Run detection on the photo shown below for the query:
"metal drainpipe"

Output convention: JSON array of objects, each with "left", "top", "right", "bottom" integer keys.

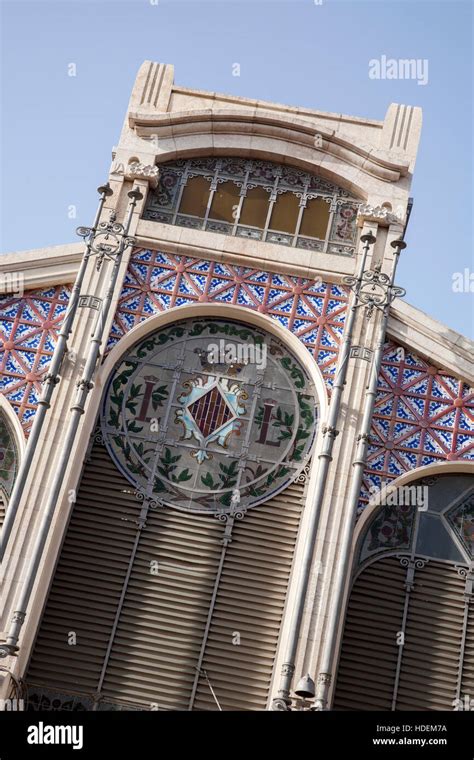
[
  {"left": 187, "top": 515, "right": 235, "bottom": 711},
  {"left": 313, "top": 238, "right": 407, "bottom": 710},
  {"left": 0, "top": 184, "right": 113, "bottom": 563},
  {"left": 0, "top": 187, "right": 143, "bottom": 658},
  {"left": 270, "top": 230, "right": 377, "bottom": 710}
]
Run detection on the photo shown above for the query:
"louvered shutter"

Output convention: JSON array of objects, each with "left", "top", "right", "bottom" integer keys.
[
  {"left": 460, "top": 593, "right": 474, "bottom": 701},
  {"left": 333, "top": 557, "right": 406, "bottom": 710},
  {"left": 26, "top": 445, "right": 143, "bottom": 696},
  {"left": 193, "top": 481, "right": 303, "bottom": 711},
  {"left": 396, "top": 561, "right": 464, "bottom": 711},
  {"left": 26, "top": 440, "right": 306, "bottom": 710},
  {"left": 334, "top": 556, "right": 470, "bottom": 711}
]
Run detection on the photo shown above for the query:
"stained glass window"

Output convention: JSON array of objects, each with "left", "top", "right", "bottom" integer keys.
[
  {"left": 447, "top": 493, "right": 474, "bottom": 560},
  {"left": 101, "top": 318, "right": 318, "bottom": 514},
  {"left": 0, "top": 413, "right": 18, "bottom": 498},
  {"left": 143, "top": 157, "right": 361, "bottom": 256},
  {"left": 359, "top": 475, "right": 474, "bottom": 565}
]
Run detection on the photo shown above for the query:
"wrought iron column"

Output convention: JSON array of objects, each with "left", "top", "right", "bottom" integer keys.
[
  {"left": 0, "top": 187, "right": 143, "bottom": 658},
  {"left": 0, "top": 184, "right": 113, "bottom": 562},
  {"left": 271, "top": 231, "right": 377, "bottom": 710},
  {"left": 314, "top": 238, "right": 407, "bottom": 710},
  {"left": 187, "top": 507, "right": 244, "bottom": 711}
]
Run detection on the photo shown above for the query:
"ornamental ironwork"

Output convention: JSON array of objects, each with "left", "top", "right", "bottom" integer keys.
[
  {"left": 143, "top": 157, "right": 361, "bottom": 256},
  {"left": 343, "top": 264, "right": 406, "bottom": 319},
  {"left": 101, "top": 318, "right": 318, "bottom": 514}
]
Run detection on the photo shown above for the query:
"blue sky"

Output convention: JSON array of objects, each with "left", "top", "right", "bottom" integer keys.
[{"left": 1, "top": 0, "right": 472, "bottom": 337}]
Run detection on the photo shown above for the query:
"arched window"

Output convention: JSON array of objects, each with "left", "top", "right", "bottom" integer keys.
[
  {"left": 143, "top": 157, "right": 361, "bottom": 256},
  {"left": 26, "top": 317, "right": 319, "bottom": 711},
  {"left": 0, "top": 413, "right": 19, "bottom": 526},
  {"left": 333, "top": 474, "right": 474, "bottom": 711},
  {"left": 101, "top": 317, "right": 318, "bottom": 513}
]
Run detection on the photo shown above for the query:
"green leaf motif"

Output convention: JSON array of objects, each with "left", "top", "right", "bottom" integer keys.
[
  {"left": 280, "top": 356, "right": 305, "bottom": 389},
  {"left": 127, "top": 420, "right": 144, "bottom": 434},
  {"left": 201, "top": 472, "right": 218, "bottom": 489},
  {"left": 151, "top": 385, "right": 168, "bottom": 410},
  {"left": 176, "top": 468, "right": 192, "bottom": 483}
]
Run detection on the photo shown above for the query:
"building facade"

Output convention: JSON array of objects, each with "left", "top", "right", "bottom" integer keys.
[{"left": 0, "top": 61, "right": 473, "bottom": 711}]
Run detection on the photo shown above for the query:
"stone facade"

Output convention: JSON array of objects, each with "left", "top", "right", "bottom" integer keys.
[{"left": 0, "top": 61, "right": 472, "bottom": 709}]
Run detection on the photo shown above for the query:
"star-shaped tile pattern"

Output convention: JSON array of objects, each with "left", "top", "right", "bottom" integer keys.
[
  {"left": 0, "top": 286, "right": 70, "bottom": 433},
  {"left": 0, "top": 255, "right": 471, "bottom": 520},
  {"left": 360, "top": 342, "right": 474, "bottom": 512},
  {"left": 108, "top": 248, "right": 348, "bottom": 389}
]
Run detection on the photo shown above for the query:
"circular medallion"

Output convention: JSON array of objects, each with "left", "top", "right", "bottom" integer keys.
[{"left": 101, "top": 318, "right": 318, "bottom": 514}]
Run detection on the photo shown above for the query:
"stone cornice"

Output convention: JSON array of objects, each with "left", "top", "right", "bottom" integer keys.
[
  {"left": 170, "top": 86, "right": 384, "bottom": 129},
  {"left": 0, "top": 243, "right": 83, "bottom": 289},
  {"left": 129, "top": 108, "right": 410, "bottom": 183},
  {"left": 388, "top": 301, "right": 474, "bottom": 385}
]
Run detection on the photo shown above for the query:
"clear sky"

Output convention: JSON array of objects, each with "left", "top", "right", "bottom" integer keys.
[{"left": 1, "top": 0, "right": 473, "bottom": 338}]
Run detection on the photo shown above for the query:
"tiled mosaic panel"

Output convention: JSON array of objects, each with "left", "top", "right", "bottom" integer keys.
[
  {"left": 0, "top": 258, "right": 471, "bottom": 515},
  {"left": 0, "top": 286, "right": 70, "bottom": 433},
  {"left": 108, "top": 248, "right": 348, "bottom": 389},
  {"left": 359, "top": 343, "right": 474, "bottom": 513}
]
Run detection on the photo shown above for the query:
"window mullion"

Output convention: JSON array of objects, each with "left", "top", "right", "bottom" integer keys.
[
  {"left": 172, "top": 165, "right": 190, "bottom": 224},
  {"left": 232, "top": 181, "right": 248, "bottom": 236},
  {"left": 202, "top": 161, "right": 222, "bottom": 229},
  {"left": 262, "top": 172, "right": 280, "bottom": 241},
  {"left": 231, "top": 161, "right": 251, "bottom": 236},
  {"left": 323, "top": 192, "right": 338, "bottom": 253},
  {"left": 293, "top": 176, "right": 310, "bottom": 247}
]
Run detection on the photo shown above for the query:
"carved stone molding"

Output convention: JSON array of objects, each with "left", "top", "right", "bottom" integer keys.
[
  {"left": 126, "top": 162, "right": 159, "bottom": 188},
  {"left": 357, "top": 203, "right": 405, "bottom": 227},
  {"left": 317, "top": 672, "right": 332, "bottom": 686},
  {"left": 111, "top": 161, "right": 159, "bottom": 188},
  {"left": 129, "top": 109, "right": 411, "bottom": 183},
  {"left": 271, "top": 698, "right": 291, "bottom": 711}
]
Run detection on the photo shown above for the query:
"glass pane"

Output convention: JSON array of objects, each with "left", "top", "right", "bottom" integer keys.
[
  {"left": 208, "top": 180, "right": 240, "bottom": 223},
  {"left": 359, "top": 503, "right": 415, "bottom": 563},
  {"left": 269, "top": 192, "right": 300, "bottom": 234},
  {"left": 427, "top": 475, "right": 474, "bottom": 513},
  {"left": 156, "top": 169, "right": 182, "bottom": 210},
  {"left": 446, "top": 492, "right": 474, "bottom": 559},
  {"left": 300, "top": 197, "right": 330, "bottom": 239},
  {"left": 330, "top": 202, "right": 358, "bottom": 243},
  {"left": 416, "top": 513, "right": 465, "bottom": 563},
  {"left": 0, "top": 414, "right": 18, "bottom": 497},
  {"left": 239, "top": 186, "right": 270, "bottom": 228},
  {"left": 178, "top": 175, "right": 211, "bottom": 218}
]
